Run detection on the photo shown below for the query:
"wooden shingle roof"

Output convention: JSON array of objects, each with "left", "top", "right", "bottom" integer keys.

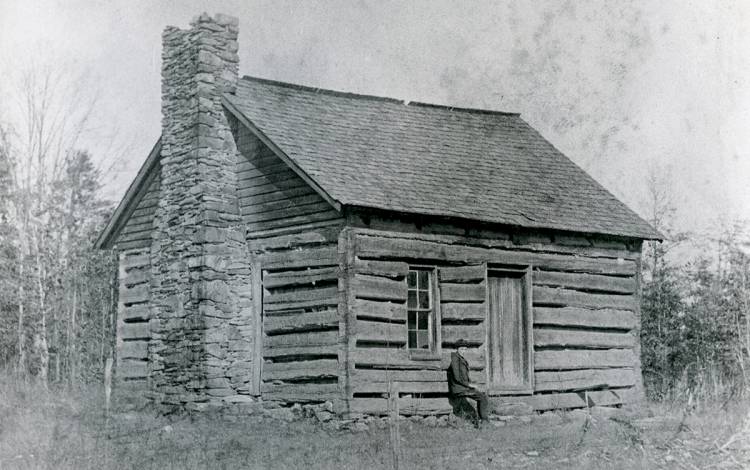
[{"left": 225, "top": 76, "right": 660, "bottom": 240}]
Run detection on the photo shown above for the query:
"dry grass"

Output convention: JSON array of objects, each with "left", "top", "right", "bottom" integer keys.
[{"left": 1, "top": 377, "right": 749, "bottom": 470}]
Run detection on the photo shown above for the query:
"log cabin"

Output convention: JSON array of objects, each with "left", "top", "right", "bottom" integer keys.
[{"left": 96, "top": 13, "right": 661, "bottom": 417}]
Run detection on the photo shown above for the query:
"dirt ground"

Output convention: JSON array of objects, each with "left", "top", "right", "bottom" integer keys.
[{"left": 1, "top": 382, "right": 749, "bottom": 470}]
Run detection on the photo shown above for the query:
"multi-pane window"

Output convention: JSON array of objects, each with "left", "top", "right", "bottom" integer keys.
[{"left": 407, "top": 269, "right": 433, "bottom": 350}]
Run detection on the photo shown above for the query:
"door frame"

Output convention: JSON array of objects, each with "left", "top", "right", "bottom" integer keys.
[
  {"left": 251, "top": 259, "right": 263, "bottom": 396},
  {"left": 485, "top": 265, "right": 534, "bottom": 395}
]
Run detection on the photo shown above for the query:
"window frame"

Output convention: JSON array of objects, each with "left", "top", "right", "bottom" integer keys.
[{"left": 406, "top": 265, "right": 441, "bottom": 360}]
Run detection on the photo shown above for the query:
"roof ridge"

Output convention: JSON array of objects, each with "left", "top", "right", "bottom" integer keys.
[{"left": 239, "top": 75, "right": 520, "bottom": 117}]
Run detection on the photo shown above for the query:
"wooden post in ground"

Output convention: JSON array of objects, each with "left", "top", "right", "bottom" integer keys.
[
  {"left": 104, "top": 356, "right": 113, "bottom": 419},
  {"left": 388, "top": 381, "right": 400, "bottom": 470}
]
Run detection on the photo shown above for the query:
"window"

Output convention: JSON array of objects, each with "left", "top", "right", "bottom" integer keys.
[{"left": 407, "top": 268, "right": 434, "bottom": 350}]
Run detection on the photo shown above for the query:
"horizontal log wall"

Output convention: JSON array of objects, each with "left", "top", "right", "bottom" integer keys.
[
  {"left": 115, "top": 249, "right": 151, "bottom": 398},
  {"left": 439, "top": 264, "right": 488, "bottom": 393},
  {"left": 113, "top": 171, "right": 160, "bottom": 251},
  {"left": 231, "top": 116, "right": 340, "bottom": 234},
  {"left": 345, "top": 222, "right": 642, "bottom": 415},
  {"left": 247, "top": 217, "right": 344, "bottom": 404}
]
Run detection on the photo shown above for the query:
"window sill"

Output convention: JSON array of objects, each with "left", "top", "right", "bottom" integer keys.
[{"left": 408, "top": 350, "right": 442, "bottom": 361}]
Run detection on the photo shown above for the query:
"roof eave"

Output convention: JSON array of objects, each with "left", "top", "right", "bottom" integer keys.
[
  {"left": 646, "top": 228, "right": 666, "bottom": 242},
  {"left": 95, "top": 138, "right": 162, "bottom": 249},
  {"left": 345, "top": 203, "right": 664, "bottom": 242}
]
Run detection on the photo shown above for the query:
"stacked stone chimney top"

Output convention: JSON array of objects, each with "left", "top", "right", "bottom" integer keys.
[
  {"left": 162, "top": 13, "right": 240, "bottom": 97},
  {"left": 194, "top": 12, "right": 238, "bottom": 27}
]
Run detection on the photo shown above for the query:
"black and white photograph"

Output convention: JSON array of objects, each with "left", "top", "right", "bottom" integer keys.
[{"left": 0, "top": 1, "right": 748, "bottom": 468}]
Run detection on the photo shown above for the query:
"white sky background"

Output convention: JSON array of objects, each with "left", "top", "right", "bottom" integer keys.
[{"left": 0, "top": 0, "right": 748, "bottom": 237}]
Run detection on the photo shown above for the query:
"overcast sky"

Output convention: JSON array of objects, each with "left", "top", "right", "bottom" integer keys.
[{"left": 1, "top": 0, "right": 748, "bottom": 236}]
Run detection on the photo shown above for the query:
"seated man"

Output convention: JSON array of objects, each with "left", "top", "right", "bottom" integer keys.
[{"left": 448, "top": 342, "right": 490, "bottom": 426}]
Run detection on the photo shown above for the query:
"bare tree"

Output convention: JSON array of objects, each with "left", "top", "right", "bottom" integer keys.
[
  {"left": 641, "top": 164, "right": 691, "bottom": 275},
  {"left": 0, "top": 60, "right": 101, "bottom": 383}
]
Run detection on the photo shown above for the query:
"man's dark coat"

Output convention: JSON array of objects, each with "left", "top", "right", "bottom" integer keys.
[{"left": 448, "top": 351, "right": 473, "bottom": 395}]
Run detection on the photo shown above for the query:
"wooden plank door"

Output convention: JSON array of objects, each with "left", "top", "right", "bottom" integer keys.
[{"left": 487, "top": 271, "right": 532, "bottom": 392}]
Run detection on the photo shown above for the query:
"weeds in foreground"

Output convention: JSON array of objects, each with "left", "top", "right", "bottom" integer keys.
[{"left": 1, "top": 377, "right": 749, "bottom": 469}]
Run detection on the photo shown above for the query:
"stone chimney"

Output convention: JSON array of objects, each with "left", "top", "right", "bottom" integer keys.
[{"left": 150, "top": 13, "right": 256, "bottom": 410}]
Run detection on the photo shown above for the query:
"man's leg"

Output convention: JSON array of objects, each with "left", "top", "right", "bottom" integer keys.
[
  {"left": 475, "top": 392, "right": 489, "bottom": 421},
  {"left": 461, "top": 390, "right": 490, "bottom": 422}
]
